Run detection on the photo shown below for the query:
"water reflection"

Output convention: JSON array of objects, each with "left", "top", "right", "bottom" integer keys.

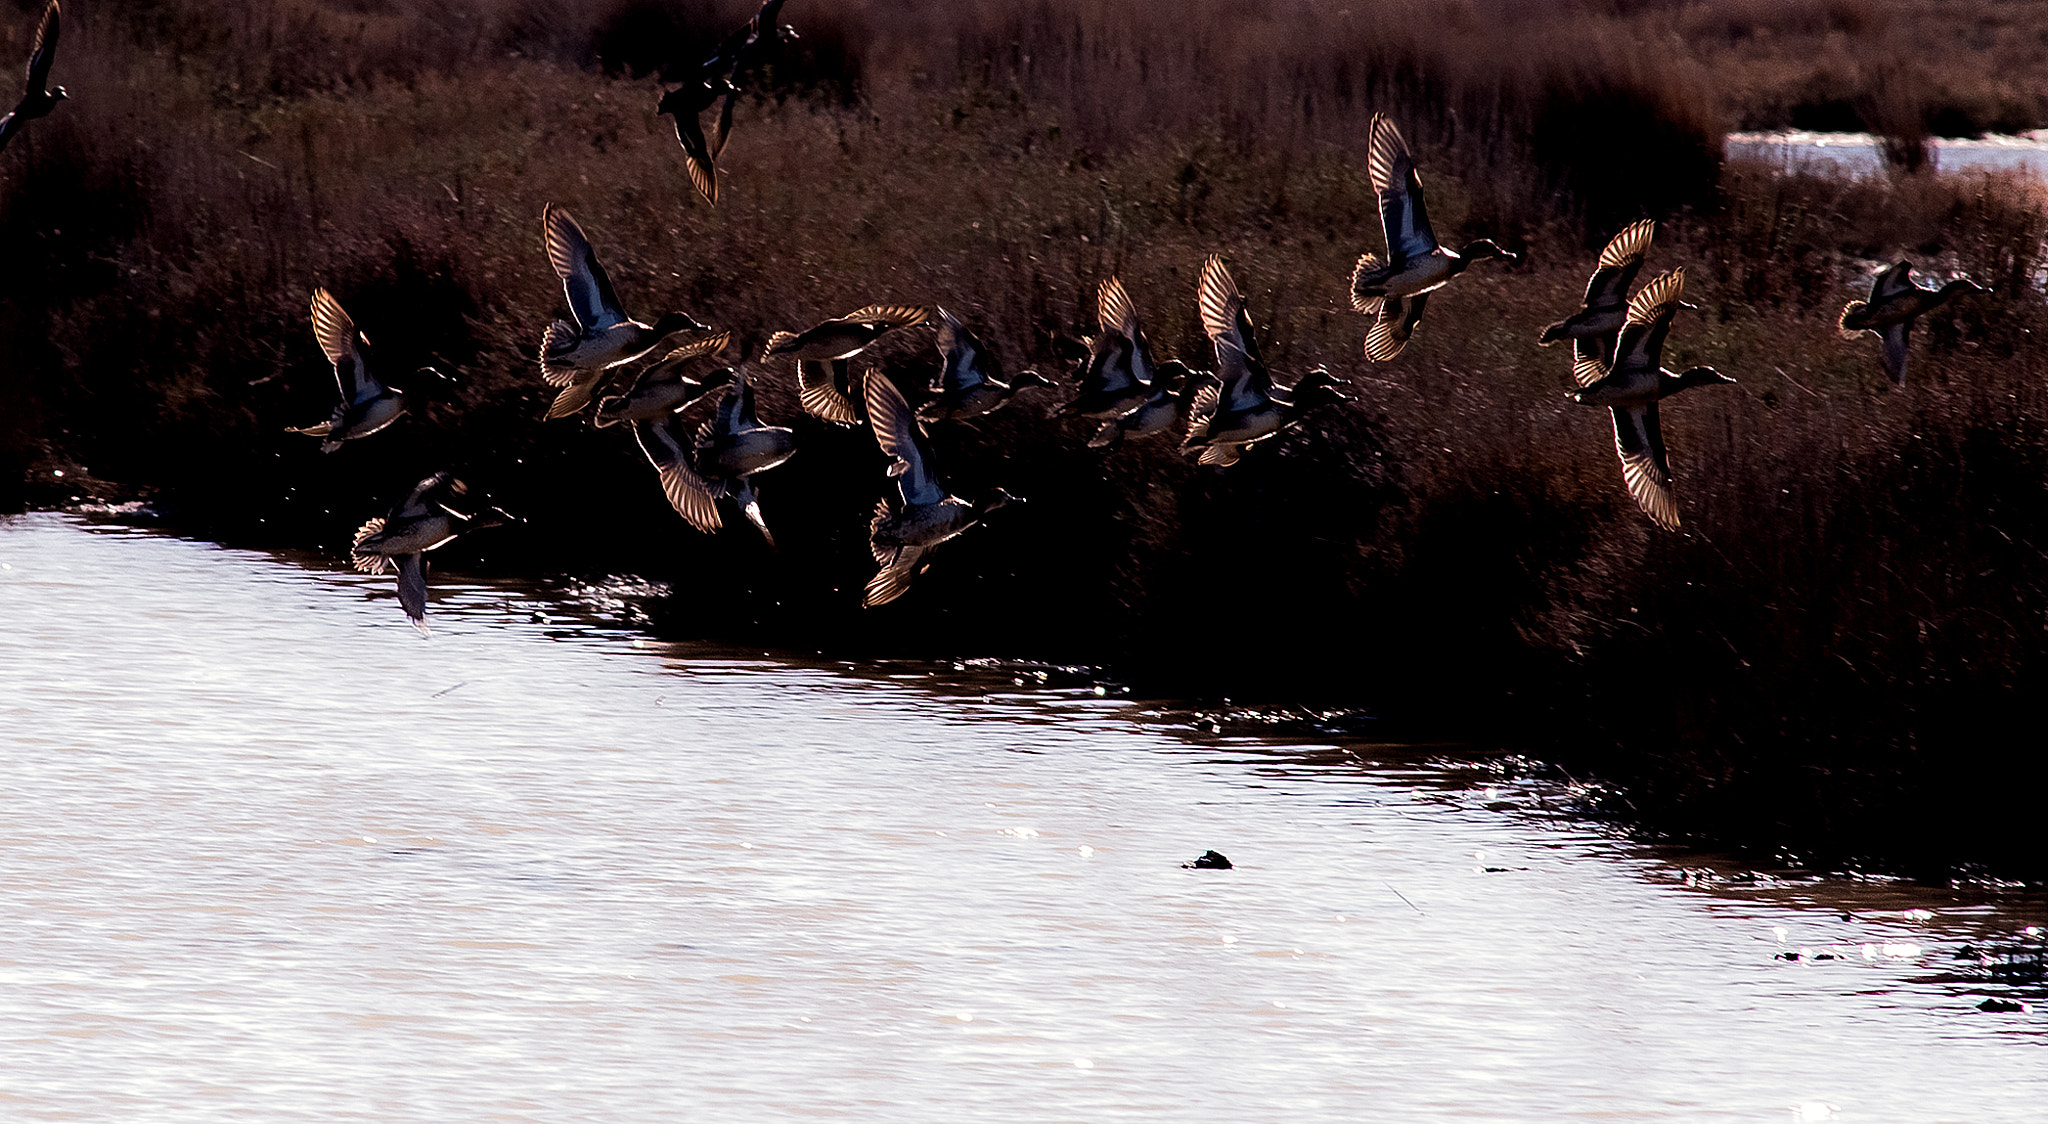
[
  {"left": 1728, "top": 129, "right": 2048, "bottom": 179},
  {"left": 1, "top": 512, "right": 2042, "bottom": 1123}
]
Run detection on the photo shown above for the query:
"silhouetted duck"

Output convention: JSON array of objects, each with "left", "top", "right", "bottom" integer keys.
[
  {"left": 768, "top": 304, "right": 930, "bottom": 362},
  {"left": 1350, "top": 113, "right": 1515, "bottom": 361},
  {"left": 1089, "top": 360, "right": 1213, "bottom": 449},
  {"left": 632, "top": 365, "right": 795, "bottom": 545},
  {"left": 656, "top": 0, "right": 797, "bottom": 204},
  {"left": 1572, "top": 268, "right": 1735, "bottom": 531},
  {"left": 864, "top": 370, "right": 1018, "bottom": 607},
  {"left": 350, "top": 473, "right": 514, "bottom": 633},
  {"left": 1539, "top": 219, "right": 1656, "bottom": 372},
  {"left": 538, "top": 204, "right": 711, "bottom": 419},
  {"left": 1184, "top": 255, "right": 1350, "bottom": 467},
  {"left": 0, "top": 1, "right": 63, "bottom": 156},
  {"left": 918, "top": 306, "right": 1052, "bottom": 423},
  {"left": 593, "top": 331, "right": 735, "bottom": 428},
  {"left": 1062, "top": 277, "right": 1157, "bottom": 420},
  {"left": 287, "top": 289, "right": 411, "bottom": 453},
  {"left": 1839, "top": 260, "right": 1989, "bottom": 384}
]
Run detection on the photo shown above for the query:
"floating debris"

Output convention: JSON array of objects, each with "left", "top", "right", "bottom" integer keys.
[{"left": 1183, "top": 850, "right": 1232, "bottom": 870}]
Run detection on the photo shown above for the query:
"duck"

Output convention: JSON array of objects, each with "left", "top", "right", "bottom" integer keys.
[
  {"left": 1538, "top": 218, "right": 1657, "bottom": 372},
  {"left": 1349, "top": 113, "right": 1515, "bottom": 361},
  {"left": 1184, "top": 255, "right": 1351, "bottom": 467},
  {"left": 1572, "top": 267, "right": 1735, "bottom": 531},
  {"left": 767, "top": 303, "right": 930, "bottom": 362},
  {"left": 864, "top": 369, "right": 1019, "bottom": 607},
  {"left": 1839, "top": 260, "right": 1989, "bottom": 384},
  {"left": 0, "top": 1, "right": 62, "bottom": 156},
  {"left": 287, "top": 289, "right": 412, "bottom": 453},
  {"left": 1061, "top": 276, "right": 1157, "bottom": 420},
  {"left": 918, "top": 306, "right": 1052, "bottom": 423},
  {"left": 537, "top": 203, "right": 711, "bottom": 419},
  {"left": 350, "top": 473, "right": 514, "bottom": 633},
  {"left": 631, "top": 365, "right": 795, "bottom": 545},
  {"left": 593, "top": 331, "right": 735, "bottom": 428},
  {"left": 655, "top": 0, "right": 797, "bottom": 205},
  {"left": 1089, "top": 360, "right": 1214, "bottom": 449}
]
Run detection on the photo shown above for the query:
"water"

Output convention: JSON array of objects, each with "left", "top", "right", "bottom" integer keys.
[
  {"left": 1727, "top": 130, "right": 2048, "bottom": 179},
  {"left": 1, "top": 512, "right": 2042, "bottom": 1122}
]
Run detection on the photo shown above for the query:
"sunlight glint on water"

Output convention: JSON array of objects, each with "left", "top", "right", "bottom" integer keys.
[{"left": 0, "top": 513, "right": 2042, "bottom": 1123}]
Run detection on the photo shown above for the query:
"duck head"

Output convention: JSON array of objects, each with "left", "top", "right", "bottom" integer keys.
[
  {"left": 1457, "top": 239, "right": 1517, "bottom": 265},
  {"left": 1009, "top": 369, "right": 1055, "bottom": 390},
  {"left": 1670, "top": 365, "right": 1736, "bottom": 391},
  {"left": 976, "top": 488, "right": 1023, "bottom": 516},
  {"left": 1938, "top": 278, "right": 1991, "bottom": 299},
  {"left": 1291, "top": 366, "right": 1352, "bottom": 408},
  {"left": 652, "top": 311, "right": 714, "bottom": 338}
]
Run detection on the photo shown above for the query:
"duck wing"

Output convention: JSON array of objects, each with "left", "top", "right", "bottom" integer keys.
[
  {"left": 1611, "top": 404, "right": 1679, "bottom": 531},
  {"left": 26, "top": 1, "right": 58, "bottom": 94},
  {"left": 1571, "top": 344, "right": 1611, "bottom": 388},
  {"left": 393, "top": 472, "right": 463, "bottom": 520},
  {"left": 543, "top": 204, "right": 627, "bottom": 331},
  {"left": 633, "top": 416, "right": 722, "bottom": 533},
  {"left": 932, "top": 306, "right": 987, "bottom": 393},
  {"left": 865, "top": 370, "right": 947, "bottom": 506},
  {"left": 669, "top": 108, "right": 719, "bottom": 205},
  {"left": 310, "top": 288, "right": 381, "bottom": 404},
  {"left": 1197, "top": 255, "right": 1272, "bottom": 410},
  {"left": 1583, "top": 219, "right": 1654, "bottom": 309},
  {"left": 1363, "top": 292, "right": 1428, "bottom": 362},
  {"left": 1614, "top": 267, "right": 1686, "bottom": 372},
  {"left": 864, "top": 544, "right": 926, "bottom": 608},
  {"left": 1880, "top": 321, "right": 1911, "bottom": 385},
  {"left": 395, "top": 552, "right": 431, "bottom": 631},
  {"left": 797, "top": 359, "right": 861, "bottom": 424},
  {"left": 1367, "top": 114, "right": 1439, "bottom": 265},
  {"left": 1870, "top": 260, "right": 1916, "bottom": 303},
  {"left": 1098, "top": 276, "right": 1155, "bottom": 388}
]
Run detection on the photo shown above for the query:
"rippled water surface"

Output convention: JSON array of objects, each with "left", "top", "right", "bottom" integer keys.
[
  {"left": 1728, "top": 129, "right": 2048, "bottom": 178},
  {"left": 2, "top": 513, "right": 2043, "bottom": 1122}
]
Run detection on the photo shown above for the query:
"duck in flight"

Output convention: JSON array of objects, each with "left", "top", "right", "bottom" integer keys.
[
  {"left": 631, "top": 365, "right": 795, "bottom": 545},
  {"left": 655, "top": 0, "right": 797, "bottom": 205},
  {"left": 537, "top": 204, "right": 711, "bottom": 419},
  {"left": 918, "top": 306, "right": 1051, "bottom": 424},
  {"left": 770, "top": 303, "right": 930, "bottom": 425},
  {"left": 1349, "top": 113, "right": 1515, "bottom": 361},
  {"left": 287, "top": 289, "right": 413, "bottom": 453},
  {"left": 350, "top": 473, "right": 514, "bottom": 633},
  {"left": 1185, "top": 255, "right": 1350, "bottom": 467},
  {"left": 1838, "top": 260, "right": 1988, "bottom": 384},
  {"left": 0, "top": 1, "right": 63, "bottom": 156},
  {"left": 1538, "top": 219, "right": 1659, "bottom": 372},
  {"left": 1089, "top": 360, "right": 1213, "bottom": 450},
  {"left": 864, "top": 370, "right": 1018, "bottom": 607},
  {"left": 1062, "top": 277, "right": 1158, "bottom": 421},
  {"left": 1571, "top": 267, "right": 1734, "bottom": 531},
  {"left": 593, "top": 332, "right": 735, "bottom": 428}
]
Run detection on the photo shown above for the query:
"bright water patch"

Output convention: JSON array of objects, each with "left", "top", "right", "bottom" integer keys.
[
  {"left": 1728, "top": 130, "right": 2048, "bottom": 178},
  {"left": 0, "top": 513, "right": 2042, "bottom": 1122}
]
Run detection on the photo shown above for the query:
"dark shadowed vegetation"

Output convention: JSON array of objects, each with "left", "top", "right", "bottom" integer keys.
[{"left": 3, "top": 0, "right": 2047, "bottom": 881}]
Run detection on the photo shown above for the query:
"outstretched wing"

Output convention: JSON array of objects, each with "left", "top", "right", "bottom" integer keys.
[
  {"left": 633, "top": 416, "right": 722, "bottom": 533},
  {"left": 1614, "top": 267, "right": 1686, "bottom": 371},
  {"left": 543, "top": 204, "right": 627, "bottom": 331},
  {"left": 26, "top": 1, "right": 59, "bottom": 92},
  {"left": 797, "top": 358, "right": 861, "bottom": 425},
  {"left": 932, "top": 306, "right": 986, "bottom": 393},
  {"left": 1197, "top": 255, "right": 1272, "bottom": 410},
  {"left": 670, "top": 110, "right": 719, "bottom": 205},
  {"left": 1584, "top": 219, "right": 1654, "bottom": 308},
  {"left": 310, "top": 288, "right": 377, "bottom": 403},
  {"left": 1611, "top": 404, "right": 1679, "bottom": 531},
  {"left": 1879, "top": 321, "right": 1911, "bottom": 385},
  {"left": 395, "top": 553, "right": 431, "bottom": 631},
  {"left": 1366, "top": 114, "right": 1438, "bottom": 264},
  {"left": 865, "top": 371, "right": 946, "bottom": 506}
]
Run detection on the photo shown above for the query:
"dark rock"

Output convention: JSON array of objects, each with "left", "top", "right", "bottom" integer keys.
[
  {"left": 1977, "top": 998, "right": 2028, "bottom": 1013},
  {"left": 1183, "top": 850, "right": 1232, "bottom": 870}
]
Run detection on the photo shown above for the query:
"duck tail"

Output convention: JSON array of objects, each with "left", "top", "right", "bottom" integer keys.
[
  {"left": 539, "top": 321, "right": 578, "bottom": 386},
  {"left": 1087, "top": 417, "right": 1125, "bottom": 449},
  {"left": 764, "top": 330, "right": 801, "bottom": 355},
  {"left": 1349, "top": 253, "right": 1387, "bottom": 313},
  {"left": 1837, "top": 299, "right": 1870, "bottom": 336},
  {"left": 1536, "top": 317, "right": 1570, "bottom": 346},
  {"left": 350, "top": 518, "right": 390, "bottom": 574}
]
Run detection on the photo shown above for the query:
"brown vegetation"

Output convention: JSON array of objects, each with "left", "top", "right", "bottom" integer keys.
[{"left": 3, "top": 0, "right": 2047, "bottom": 879}]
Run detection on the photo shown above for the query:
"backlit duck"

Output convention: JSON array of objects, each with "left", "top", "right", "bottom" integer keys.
[
  {"left": 1538, "top": 218, "right": 1657, "bottom": 371},
  {"left": 593, "top": 331, "right": 735, "bottom": 428},
  {"left": 1572, "top": 267, "right": 1735, "bottom": 531},
  {"left": 350, "top": 472, "right": 514, "bottom": 633},
  {"left": 538, "top": 204, "right": 711, "bottom": 419},
  {"left": 918, "top": 306, "right": 1052, "bottom": 424},
  {"left": 768, "top": 303, "right": 930, "bottom": 362},
  {"left": 864, "top": 370, "right": 1018, "bottom": 607},
  {"left": 655, "top": 0, "right": 797, "bottom": 205},
  {"left": 0, "top": 1, "right": 63, "bottom": 156},
  {"left": 1349, "top": 113, "right": 1515, "bottom": 361},
  {"left": 795, "top": 357, "right": 863, "bottom": 426},
  {"left": 1061, "top": 277, "right": 1157, "bottom": 420},
  {"left": 632, "top": 365, "right": 795, "bottom": 545},
  {"left": 1839, "top": 260, "right": 1989, "bottom": 384},
  {"left": 1184, "top": 255, "right": 1350, "bottom": 467},
  {"left": 287, "top": 289, "right": 412, "bottom": 453},
  {"left": 1089, "top": 360, "right": 1213, "bottom": 450}
]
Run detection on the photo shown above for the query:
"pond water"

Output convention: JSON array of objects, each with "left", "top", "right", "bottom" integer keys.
[
  {"left": 1727, "top": 130, "right": 2048, "bottom": 179},
  {"left": 1, "top": 512, "right": 2042, "bottom": 1122}
]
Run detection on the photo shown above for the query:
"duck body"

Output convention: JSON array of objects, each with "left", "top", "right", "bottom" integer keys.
[
  {"left": 1348, "top": 113, "right": 1515, "bottom": 361},
  {"left": 1570, "top": 268, "right": 1734, "bottom": 531},
  {"left": 288, "top": 288, "right": 408, "bottom": 453},
  {"left": 1091, "top": 361, "right": 1213, "bottom": 449},
  {"left": 538, "top": 204, "right": 711, "bottom": 418},
  {"left": 593, "top": 333, "right": 734, "bottom": 428},
  {"left": 0, "top": 1, "right": 63, "bottom": 155},
  {"left": 1062, "top": 277, "right": 1156, "bottom": 419},
  {"left": 350, "top": 473, "right": 512, "bottom": 632},
  {"left": 863, "top": 370, "right": 1017, "bottom": 607},
  {"left": 767, "top": 304, "right": 929, "bottom": 361},
  {"left": 1839, "top": 261, "right": 1988, "bottom": 384},
  {"left": 919, "top": 306, "right": 1051, "bottom": 423},
  {"left": 1538, "top": 219, "right": 1656, "bottom": 371},
  {"left": 1184, "top": 255, "right": 1350, "bottom": 467}
]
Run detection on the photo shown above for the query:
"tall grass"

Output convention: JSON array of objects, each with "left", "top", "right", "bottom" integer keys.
[{"left": 4, "top": 0, "right": 2047, "bottom": 879}]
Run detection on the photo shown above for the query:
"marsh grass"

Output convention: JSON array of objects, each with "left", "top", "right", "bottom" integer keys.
[{"left": 5, "top": 0, "right": 2048, "bottom": 877}]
